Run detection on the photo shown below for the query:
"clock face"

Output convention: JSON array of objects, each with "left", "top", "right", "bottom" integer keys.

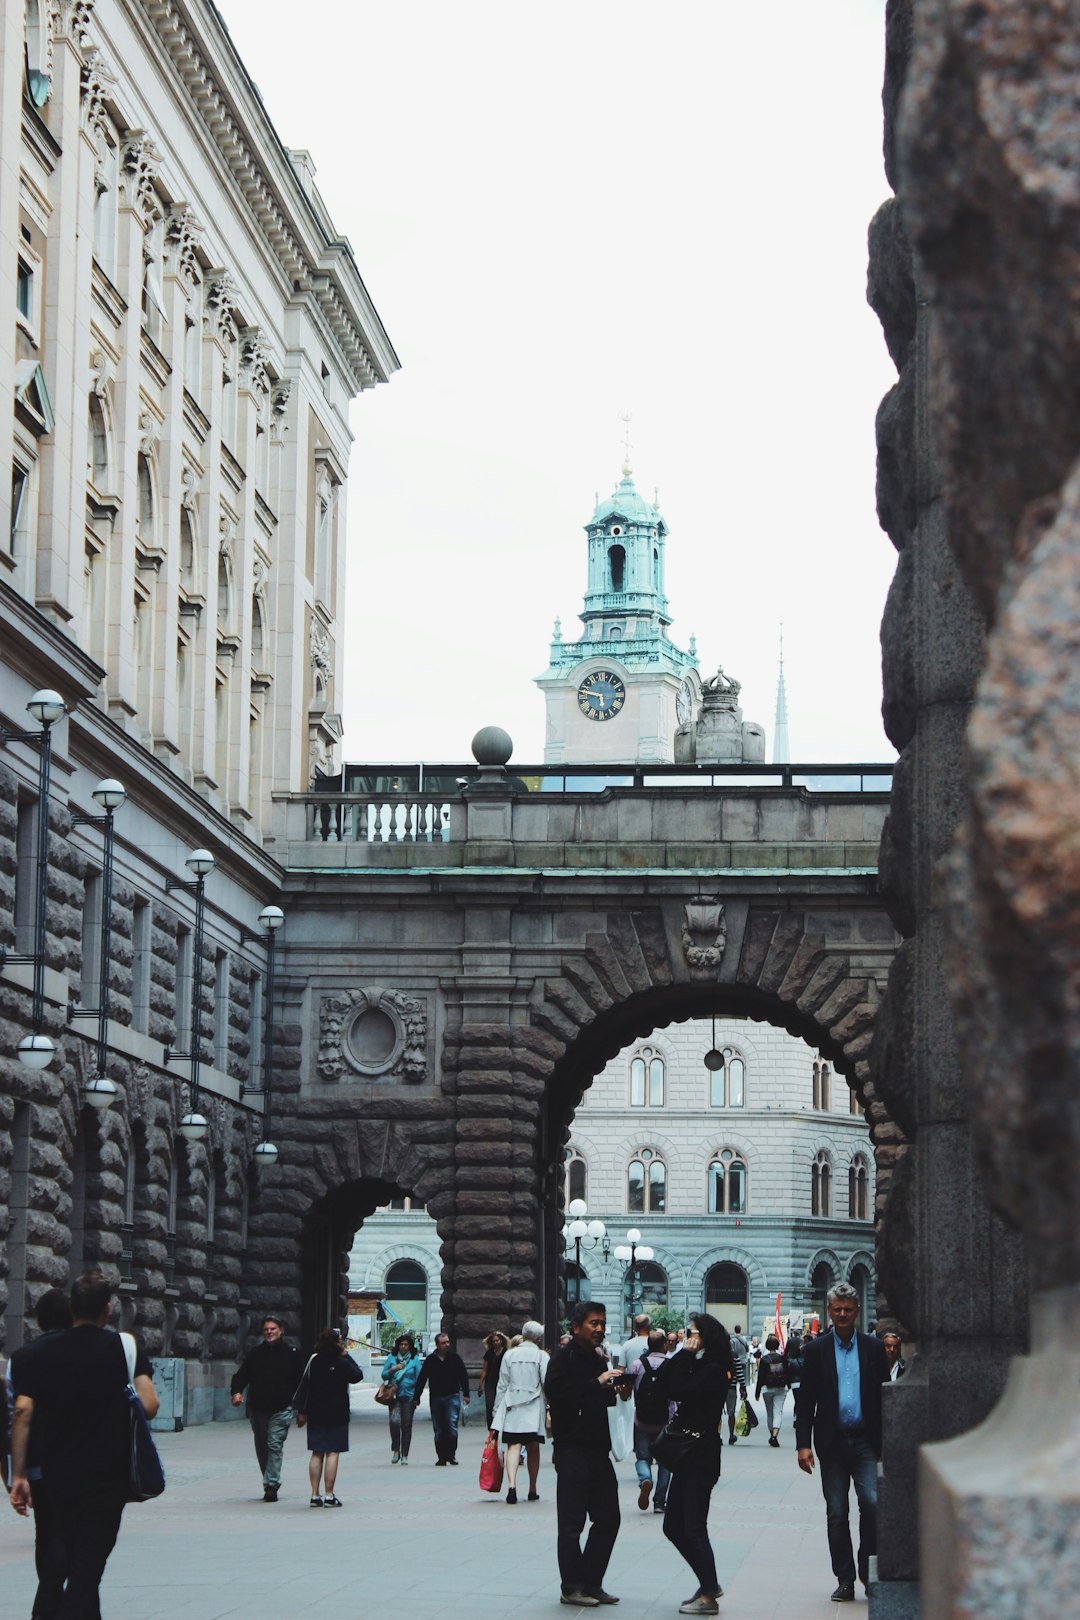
[
  {"left": 676, "top": 680, "right": 694, "bottom": 726},
  {"left": 577, "top": 669, "right": 626, "bottom": 721}
]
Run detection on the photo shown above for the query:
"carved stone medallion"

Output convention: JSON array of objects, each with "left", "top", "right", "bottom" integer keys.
[
  {"left": 317, "top": 988, "right": 427, "bottom": 1083},
  {"left": 681, "top": 895, "right": 727, "bottom": 978}
]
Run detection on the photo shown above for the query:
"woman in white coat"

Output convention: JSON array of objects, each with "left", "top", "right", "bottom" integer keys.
[{"left": 490, "top": 1319, "right": 549, "bottom": 1504}]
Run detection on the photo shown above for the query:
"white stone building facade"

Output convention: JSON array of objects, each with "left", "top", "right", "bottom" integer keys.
[{"left": 0, "top": 0, "right": 396, "bottom": 1404}]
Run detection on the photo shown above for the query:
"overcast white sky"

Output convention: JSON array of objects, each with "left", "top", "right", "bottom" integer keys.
[{"left": 219, "top": 0, "right": 896, "bottom": 767}]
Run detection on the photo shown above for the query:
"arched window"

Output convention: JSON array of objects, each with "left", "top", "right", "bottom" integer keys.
[
  {"left": 708, "top": 1149, "right": 747, "bottom": 1214},
  {"left": 811, "top": 1260, "right": 836, "bottom": 1324},
  {"left": 136, "top": 454, "right": 155, "bottom": 545},
  {"left": 630, "top": 1047, "right": 664, "bottom": 1108},
  {"left": 812, "top": 1151, "right": 832, "bottom": 1217},
  {"left": 704, "top": 1262, "right": 748, "bottom": 1326},
  {"left": 251, "top": 596, "right": 265, "bottom": 662},
  {"left": 608, "top": 544, "right": 625, "bottom": 592},
  {"left": 385, "top": 1260, "right": 426, "bottom": 1301},
  {"left": 624, "top": 1260, "right": 667, "bottom": 1321},
  {"left": 564, "top": 1147, "right": 586, "bottom": 1206},
  {"left": 709, "top": 1046, "right": 745, "bottom": 1108},
  {"left": 180, "top": 509, "right": 196, "bottom": 593},
  {"left": 88, "top": 395, "right": 109, "bottom": 486},
  {"left": 813, "top": 1059, "right": 832, "bottom": 1111},
  {"left": 627, "top": 1148, "right": 666, "bottom": 1214},
  {"left": 848, "top": 1156, "right": 869, "bottom": 1221}
]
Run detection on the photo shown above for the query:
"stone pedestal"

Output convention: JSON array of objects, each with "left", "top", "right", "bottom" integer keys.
[{"left": 920, "top": 1288, "right": 1080, "bottom": 1619}]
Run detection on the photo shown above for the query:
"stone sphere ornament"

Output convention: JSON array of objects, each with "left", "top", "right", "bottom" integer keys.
[{"left": 471, "top": 726, "right": 513, "bottom": 766}]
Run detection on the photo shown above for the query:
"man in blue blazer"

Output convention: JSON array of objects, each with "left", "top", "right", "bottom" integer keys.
[{"left": 794, "top": 1283, "right": 889, "bottom": 1603}]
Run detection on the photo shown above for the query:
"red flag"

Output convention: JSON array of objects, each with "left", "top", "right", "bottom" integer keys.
[{"left": 774, "top": 1293, "right": 786, "bottom": 1351}]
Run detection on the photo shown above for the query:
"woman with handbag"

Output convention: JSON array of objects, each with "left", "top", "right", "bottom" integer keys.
[
  {"left": 293, "top": 1326, "right": 363, "bottom": 1507},
  {"left": 651, "top": 1313, "right": 734, "bottom": 1617},
  {"left": 489, "top": 1320, "right": 549, "bottom": 1504},
  {"left": 380, "top": 1333, "right": 423, "bottom": 1465}
]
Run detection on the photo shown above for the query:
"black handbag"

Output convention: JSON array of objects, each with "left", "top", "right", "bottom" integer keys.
[
  {"left": 651, "top": 1420, "right": 701, "bottom": 1470},
  {"left": 120, "top": 1335, "right": 165, "bottom": 1502}
]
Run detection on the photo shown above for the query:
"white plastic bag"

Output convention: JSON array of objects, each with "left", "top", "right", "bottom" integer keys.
[{"left": 607, "top": 1391, "right": 635, "bottom": 1461}]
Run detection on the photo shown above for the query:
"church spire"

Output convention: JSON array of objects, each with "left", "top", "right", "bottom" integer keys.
[
  {"left": 620, "top": 410, "right": 633, "bottom": 479},
  {"left": 772, "top": 624, "right": 790, "bottom": 764}
]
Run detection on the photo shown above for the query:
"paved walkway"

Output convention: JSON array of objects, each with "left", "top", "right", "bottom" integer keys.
[{"left": 1, "top": 1390, "right": 864, "bottom": 1619}]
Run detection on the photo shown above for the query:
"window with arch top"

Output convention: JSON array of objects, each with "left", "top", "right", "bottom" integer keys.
[
  {"left": 564, "top": 1147, "right": 586, "bottom": 1206},
  {"left": 627, "top": 1148, "right": 666, "bottom": 1214},
  {"left": 848, "top": 1155, "right": 869, "bottom": 1221},
  {"left": 708, "top": 1149, "right": 747, "bottom": 1214},
  {"left": 813, "top": 1059, "right": 832, "bottom": 1111},
  {"left": 708, "top": 1046, "right": 745, "bottom": 1108},
  {"left": 630, "top": 1047, "right": 665, "bottom": 1108},
  {"left": 812, "top": 1151, "right": 832, "bottom": 1217}
]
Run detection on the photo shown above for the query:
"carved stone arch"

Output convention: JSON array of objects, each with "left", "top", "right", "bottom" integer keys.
[
  {"left": 846, "top": 1248, "right": 876, "bottom": 1279},
  {"left": 360, "top": 1241, "right": 442, "bottom": 1297},
  {"left": 686, "top": 1245, "right": 770, "bottom": 1301},
  {"left": 703, "top": 1127, "right": 756, "bottom": 1164},
  {"left": 805, "top": 1248, "right": 844, "bottom": 1289},
  {"left": 612, "top": 1126, "right": 681, "bottom": 1168}
]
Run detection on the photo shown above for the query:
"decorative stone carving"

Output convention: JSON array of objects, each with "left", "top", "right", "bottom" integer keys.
[
  {"left": 239, "top": 327, "right": 272, "bottom": 404},
  {"left": 180, "top": 465, "right": 198, "bottom": 512},
  {"left": 137, "top": 411, "right": 160, "bottom": 457},
  {"left": 80, "top": 46, "right": 115, "bottom": 146},
  {"left": 316, "top": 988, "right": 427, "bottom": 1083},
  {"left": 310, "top": 620, "right": 331, "bottom": 679},
  {"left": 49, "top": 0, "right": 95, "bottom": 47},
  {"left": 165, "top": 205, "right": 203, "bottom": 290},
  {"left": 681, "top": 895, "right": 727, "bottom": 977},
  {"left": 89, "top": 348, "right": 112, "bottom": 399},
  {"left": 118, "top": 132, "right": 163, "bottom": 225},
  {"left": 702, "top": 664, "right": 741, "bottom": 704},
  {"left": 270, "top": 380, "right": 291, "bottom": 438},
  {"left": 203, "top": 272, "right": 237, "bottom": 344}
]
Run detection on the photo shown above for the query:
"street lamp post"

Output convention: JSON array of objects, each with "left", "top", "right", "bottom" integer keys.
[
  {"left": 242, "top": 904, "right": 284, "bottom": 1167},
  {"left": 164, "top": 848, "right": 217, "bottom": 1142},
  {"left": 1, "top": 689, "right": 67, "bottom": 1071},
  {"left": 613, "top": 1228, "right": 655, "bottom": 1326},
  {"left": 562, "top": 1198, "right": 607, "bottom": 1306},
  {"left": 70, "top": 778, "right": 127, "bottom": 1111}
]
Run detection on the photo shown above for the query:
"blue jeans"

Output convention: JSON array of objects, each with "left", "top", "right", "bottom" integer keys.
[
  {"left": 249, "top": 1406, "right": 294, "bottom": 1489},
  {"left": 430, "top": 1393, "right": 462, "bottom": 1461},
  {"left": 819, "top": 1429, "right": 877, "bottom": 1586},
  {"left": 633, "top": 1425, "right": 671, "bottom": 1508}
]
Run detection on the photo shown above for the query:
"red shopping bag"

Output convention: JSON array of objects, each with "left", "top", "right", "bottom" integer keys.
[{"left": 479, "top": 1434, "right": 504, "bottom": 1493}]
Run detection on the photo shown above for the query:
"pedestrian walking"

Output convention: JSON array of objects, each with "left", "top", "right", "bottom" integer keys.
[
  {"left": 294, "top": 1326, "right": 363, "bottom": 1506},
  {"left": 381, "top": 1332, "right": 423, "bottom": 1463},
  {"left": 7, "top": 1271, "right": 159, "bottom": 1617},
  {"left": 413, "top": 1332, "right": 470, "bottom": 1465},
  {"left": 490, "top": 1319, "right": 549, "bottom": 1504},
  {"left": 653, "top": 1312, "right": 733, "bottom": 1616},
  {"left": 5, "top": 1288, "right": 74, "bottom": 1610},
  {"left": 478, "top": 1331, "right": 509, "bottom": 1429},
  {"left": 794, "top": 1281, "right": 888, "bottom": 1602},
  {"left": 628, "top": 1328, "right": 673, "bottom": 1513},
  {"left": 230, "top": 1314, "right": 303, "bottom": 1500},
  {"left": 618, "top": 1313, "right": 651, "bottom": 1369},
  {"left": 544, "top": 1299, "right": 631, "bottom": 1607},
  {"left": 756, "top": 1334, "right": 789, "bottom": 1446}
]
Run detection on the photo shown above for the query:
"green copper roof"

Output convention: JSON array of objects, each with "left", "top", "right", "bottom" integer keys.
[{"left": 592, "top": 474, "right": 661, "bottom": 526}]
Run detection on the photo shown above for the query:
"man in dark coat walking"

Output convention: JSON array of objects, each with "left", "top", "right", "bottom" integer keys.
[
  {"left": 231, "top": 1315, "right": 304, "bottom": 1500},
  {"left": 794, "top": 1282, "right": 888, "bottom": 1603}
]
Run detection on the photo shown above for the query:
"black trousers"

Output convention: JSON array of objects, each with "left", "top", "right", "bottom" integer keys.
[
  {"left": 552, "top": 1445, "right": 620, "bottom": 1594},
  {"left": 663, "top": 1463, "right": 721, "bottom": 1596},
  {"left": 30, "top": 1480, "right": 126, "bottom": 1620}
]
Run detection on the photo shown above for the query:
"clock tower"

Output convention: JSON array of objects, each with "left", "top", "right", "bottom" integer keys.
[{"left": 536, "top": 459, "right": 699, "bottom": 763}]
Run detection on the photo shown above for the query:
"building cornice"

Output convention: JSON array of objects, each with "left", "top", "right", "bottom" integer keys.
[
  {"left": 128, "top": 0, "right": 399, "bottom": 392},
  {"left": 0, "top": 579, "right": 105, "bottom": 705}
]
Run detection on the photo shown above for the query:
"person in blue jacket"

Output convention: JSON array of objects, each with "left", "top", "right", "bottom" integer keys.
[{"left": 381, "top": 1333, "right": 423, "bottom": 1465}]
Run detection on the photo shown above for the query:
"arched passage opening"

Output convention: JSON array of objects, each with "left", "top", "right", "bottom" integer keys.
[{"left": 538, "top": 978, "right": 883, "bottom": 1342}]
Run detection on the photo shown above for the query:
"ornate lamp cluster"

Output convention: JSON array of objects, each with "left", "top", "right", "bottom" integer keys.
[
  {"left": 613, "top": 1228, "right": 655, "bottom": 1318},
  {"left": 1, "top": 689, "right": 281, "bottom": 1163}
]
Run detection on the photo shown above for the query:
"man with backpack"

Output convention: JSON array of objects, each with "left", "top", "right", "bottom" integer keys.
[{"left": 628, "top": 1329, "right": 672, "bottom": 1512}]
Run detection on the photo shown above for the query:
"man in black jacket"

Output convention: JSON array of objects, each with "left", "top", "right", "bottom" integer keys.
[
  {"left": 413, "top": 1333, "right": 470, "bottom": 1465},
  {"left": 231, "top": 1315, "right": 303, "bottom": 1500},
  {"left": 544, "top": 1300, "right": 630, "bottom": 1607},
  {"left": 794, "top": 1283, "right": 889, "bottom": 1602}
]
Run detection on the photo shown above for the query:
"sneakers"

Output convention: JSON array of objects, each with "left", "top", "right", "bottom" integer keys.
[
  {"left": 637, "top": 1479, "right": 653, "bottom": 1510},
  {"left": 653, "top": 1501, "right": 666, "bottom": 1514},
  {"left": 831, "top": 1583, "right": 856, "bottom": 1603},
  {"left": 448, "top": 1458, "right": 459, "bottom": 1465},
  {"left": 678, "top": 1599, "right": 720, "bottom": 1616},
  {"left": 323, "top": 1494, "right": 343, "bottom": 1507},
  {"left": 769, "top": 1435, "right": 780, "bottom": 1447},
  {"left": 560, "top": 1593, "right": 599, "bottom": 1608},
  {"left": 262, "top": 1485, "right": 279, "bottom": 1502},
  {"left": 309, "top": 1495, "right": 323, "bottom": 1507},
  {"left": 435, "top": 1459, "right": 447, "bottom": 1466},
  {"left": 391, "top": 1453, "right": 400, "bottom": 1464},
  {"left": 401, "top": 1458, "right": 409, "bottom": 1467},
  {"left": 584, "top": 1591, "right": 620, "bottom": 1605}
]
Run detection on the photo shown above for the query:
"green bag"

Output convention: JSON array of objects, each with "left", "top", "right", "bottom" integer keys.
[{"left": 734, "top": 1400, "right": 751, "bottom": 1438}]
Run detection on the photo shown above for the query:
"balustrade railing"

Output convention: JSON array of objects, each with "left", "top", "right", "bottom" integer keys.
[{"left": 308, "top": 794, "right": 459, "bottom": 845}]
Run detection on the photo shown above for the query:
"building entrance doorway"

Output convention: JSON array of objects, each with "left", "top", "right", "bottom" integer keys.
[{"left": 704, "top": 1262, "right": 749, "bottom": 1334}]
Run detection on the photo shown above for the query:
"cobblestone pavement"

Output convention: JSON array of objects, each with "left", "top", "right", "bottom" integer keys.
[{"left": 1, "top": 1392, "right": 863, "bottom": 1619}]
